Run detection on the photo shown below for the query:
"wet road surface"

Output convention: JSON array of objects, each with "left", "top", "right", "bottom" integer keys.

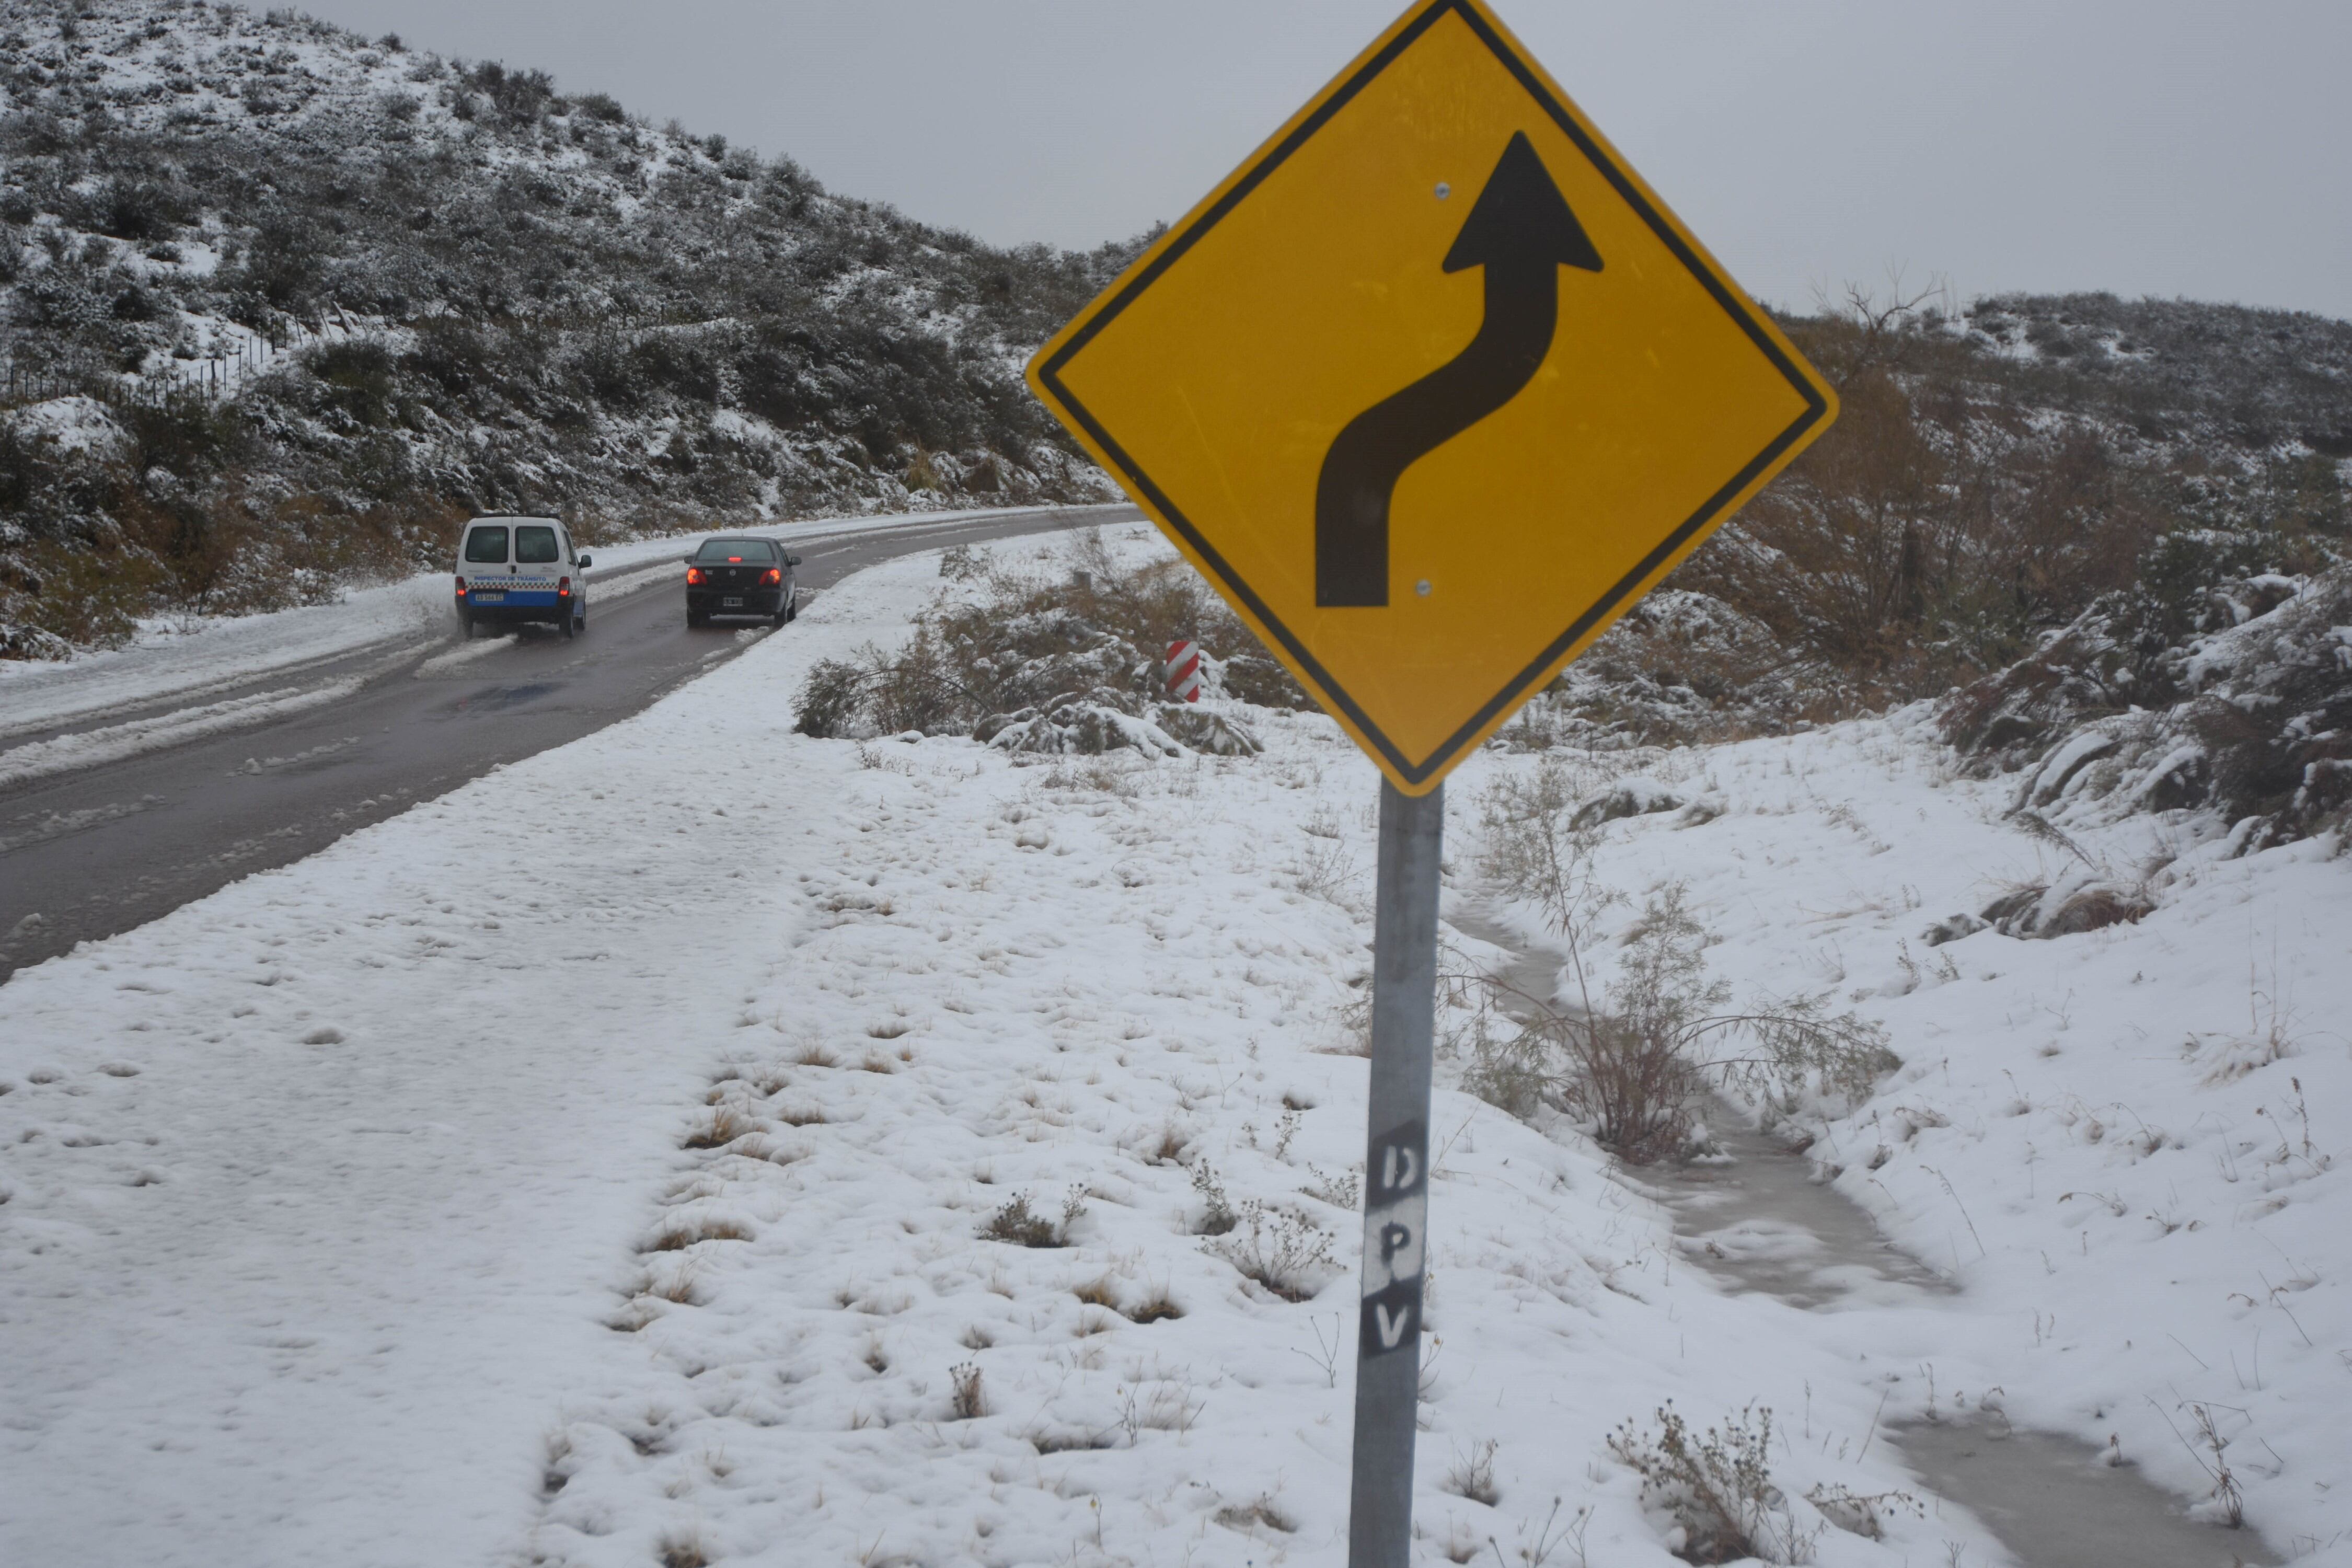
[{"left": 0, "top": 505, "right": 1129, "bottom": 982}]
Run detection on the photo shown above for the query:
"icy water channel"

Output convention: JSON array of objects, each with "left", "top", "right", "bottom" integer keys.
[{"left": 1450, "top": 910, "right": 2281, "bottom": 1568}]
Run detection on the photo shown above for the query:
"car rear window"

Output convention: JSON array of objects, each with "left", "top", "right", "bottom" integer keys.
[
  {"left": 515, "top": 525, "right": 560, "bottom": 564},
  {"left": 462, "top": 526, "right": 509, "bottom": 564},
  {"left": 695, "top": 539, "right": 777, "bottom": 563}
]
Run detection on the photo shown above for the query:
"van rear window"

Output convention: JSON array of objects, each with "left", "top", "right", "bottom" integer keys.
[
  {"left": 515, "top": 525, "right": 560, "bottom": 564},
  {"left": 463, "top": 527, "right": 509, "bottom": 563}
]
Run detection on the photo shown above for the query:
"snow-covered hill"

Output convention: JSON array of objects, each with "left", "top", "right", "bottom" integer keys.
[{"left": 0, "top": 0, "right": 1130, "bottom": 653}]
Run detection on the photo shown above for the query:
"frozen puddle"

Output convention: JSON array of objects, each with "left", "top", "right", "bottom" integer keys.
[
  {"left": 1632, "top": 1100, "right": 1950, "bottom": 1308},
  {"left": 1457, "top": 907, "right": 2279, "bottom": 1568},
  {"left": 1898, "top": 1422, "right": 2279, "bottom": 1568}
]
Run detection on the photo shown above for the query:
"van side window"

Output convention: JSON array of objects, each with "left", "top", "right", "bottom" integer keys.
[
  {"left": 515, "top": 525, "right": 560, "bottom": 564},
  {"left": 463, "top": 527, "right": 510, "bottom": 564}
]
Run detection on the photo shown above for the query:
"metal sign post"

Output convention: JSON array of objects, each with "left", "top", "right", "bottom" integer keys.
[{"left": 1349, "top": 779, "right": 1444, "bottom": 1568}]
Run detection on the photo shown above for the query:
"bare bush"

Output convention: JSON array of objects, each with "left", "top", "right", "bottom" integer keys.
[
  {"left": 792, "top": 533, "right": 1269, "bottom": 757},
  {"left": 1442, "top": 1438, "right": 1501, "bottom": 1506},
  {"left": 1188, "top": 1160, "right": 1238, "bottom": 1236},
  {"left": 1205, "top": 1201, "right": 1337, "bottom": 1301},
  {"left": 1803, "top": 1482, "right": 1921, "bottom": 1542},
  {"left": 1609, "top": 1402, "right": 1817, "bottom": 1564},
  {"left": 949, "top": 1361, "right": 986, "bottom": 1420},
  {"left": 979, "top": 1187, "right": 1085, "bottom": 1248},
  {"left": 1473, "top": 766, "right": 1896, "bottom": 1160}
]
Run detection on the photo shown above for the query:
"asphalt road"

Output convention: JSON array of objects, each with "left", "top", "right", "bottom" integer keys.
[{"left": 0, "top": 505, "right": 1131, "bottom": 983}]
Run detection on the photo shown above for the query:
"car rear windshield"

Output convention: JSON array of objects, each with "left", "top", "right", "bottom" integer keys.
[
  {"left": 515, "top": 525, "right": 560, "bottom": 564},
  {"left": 462, "top": 526, "right": 509, "bottom": 564},
  {"left": 695, "top": 538, "right": 777, "bottom": 563}
]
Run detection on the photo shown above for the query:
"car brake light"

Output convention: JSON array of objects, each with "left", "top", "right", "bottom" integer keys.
[
  {"left": 454, "top": 576, "right": 467, "bottom": 597},
  {"left": 763, "top": 567, "right": 781, "bottom": 585},
  {"left": 558, "top": 576, "right": 571, "bottom": 597},
  {"left": 687, "top": 566, "right": 705, "bottom": 585},
  {"left": 727, "top": 556, "right": 743, "bottom": 563}
]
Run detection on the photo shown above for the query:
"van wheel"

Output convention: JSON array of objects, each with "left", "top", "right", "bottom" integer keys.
[
  {"left": 460, "top": 614, "right": 476, "bottom": 639},
  {"left": 560, "top": 610, "right": 575, "bottom": 640}
]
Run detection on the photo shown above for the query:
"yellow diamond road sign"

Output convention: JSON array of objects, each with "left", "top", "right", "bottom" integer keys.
[{"left": 1027, "top": 0, "right": 1839, "bottom": 795}]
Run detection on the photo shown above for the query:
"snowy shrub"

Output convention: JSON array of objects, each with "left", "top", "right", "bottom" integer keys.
[
  {"left": 1204, "top": 1200, "right": 1338, "bottom": 1301},
  {"left": 1441, "top": 1438, "right": 1501, "bottom": 1506},
  {"left": 1300, "top": 1162, "right": 1360, "bottom": 1209},
  {"left": 979, "top": 1187, "right": 1084, "bottom": 1248},
  {"left": 1801, "top": 1482, "right": 1920, "bottom": 1541},
  {"left": 1187, "top": 1160, "right": 1238, "bottom": 1236},
  {"left": 793, "top": 535, "right": 1270, "bottom": 759},
  {"left": 682, "top": 1105, "right": 762, "bottom": 1150},
  {"left": 1608, "top": 1402, "right": 1818, "bottom": 1565},
  {"left": 792, "top": 656, "right": 870, "bottom": 740},
  {"left": 948, "top": 1361, "right": 985, "bottom": 1420},
  {"left": 1469, "top": 768, "right": 1898, "bottom": 1160}
]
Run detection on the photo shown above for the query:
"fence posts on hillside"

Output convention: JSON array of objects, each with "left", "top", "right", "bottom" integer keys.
[{"left": 0, "top": 314, "right": 369, "bottom": 414}]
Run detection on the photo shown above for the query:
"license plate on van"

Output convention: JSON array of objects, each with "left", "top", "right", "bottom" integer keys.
[
  {"left": 722, "top": 596, "right": 743, "bottom": 607},
  {"left": 474, "top": 591, "right": 505, "bottom": 603}
]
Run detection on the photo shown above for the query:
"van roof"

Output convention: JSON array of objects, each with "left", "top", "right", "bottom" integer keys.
[{"left": 466, "top": 515, "right": 560, "bottom": 525}]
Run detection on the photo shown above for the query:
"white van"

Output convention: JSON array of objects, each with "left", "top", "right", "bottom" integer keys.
[{"left": 454, "top": 515, "right": 591, "bottom": 639}]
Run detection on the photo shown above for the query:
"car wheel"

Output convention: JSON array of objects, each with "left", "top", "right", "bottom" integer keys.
[
  {"left": 785, "top": 589, "right": 798, "bottom": 623},
  {"left": 687, "top": 608, "right": 706, "bottom": 629}
]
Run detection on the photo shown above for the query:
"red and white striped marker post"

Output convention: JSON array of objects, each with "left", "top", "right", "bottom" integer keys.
[{"left": 1164, "top": 639, "right": 1203, "bottom": 702}]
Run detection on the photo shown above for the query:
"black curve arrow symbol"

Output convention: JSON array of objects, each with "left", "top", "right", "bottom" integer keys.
[{"left": 1315, "top": 131, "right": 1602, "bottom": 607}]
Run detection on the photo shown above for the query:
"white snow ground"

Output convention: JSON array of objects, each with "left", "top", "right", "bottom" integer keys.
[{"left": 1, "top": 528, "right": 2343, "bottom": 1567}]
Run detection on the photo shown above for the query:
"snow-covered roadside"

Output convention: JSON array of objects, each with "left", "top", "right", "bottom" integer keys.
[
  {"left": 0, "top": 504, "right": 1121, "bottom": 744},
  {"left": 3, "top": 526, "right": 2342, "bottom": 1567},
  {"left": 0, "top": 672, "right": 374, "bottom": 789},
  {"left": 469, "top": 534, "right": 1980, "bottom": 1568},
  {"left": 0, "top": 543, "right": 1004, "bottom": 1565},
  {"left": 1521, "top": 716, "right": 2351, "bottom": 1561}
]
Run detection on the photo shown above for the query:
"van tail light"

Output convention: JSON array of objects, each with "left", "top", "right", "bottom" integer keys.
[
  {"left": 558, "top": 577, "right": 571, "bottom": 598},
  {"left": 686, "top": 567, "right": 705, "bottom": 585},
  {"left": 454, "top": 576, "right": 467, "bottom": 597},
  {"left": 762, "top": 568, "right": 782, "bottom": 585}
]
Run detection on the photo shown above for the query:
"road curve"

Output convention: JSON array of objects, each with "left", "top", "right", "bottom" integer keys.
[{"left": 0, "top": 504, "right": 1134, "bottom": 982}]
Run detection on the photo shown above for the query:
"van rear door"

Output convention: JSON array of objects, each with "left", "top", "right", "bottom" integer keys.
[
  {"left": 510, "top": 523, "right": 562, "bottom": 616},
  {"left": 462, "top": 522, "right": 512, "bottom": 605}
]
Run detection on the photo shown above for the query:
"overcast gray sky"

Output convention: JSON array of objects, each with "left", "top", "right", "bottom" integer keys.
[{"left": 298, "top": 1, "right": 2352, "bottom": 320}]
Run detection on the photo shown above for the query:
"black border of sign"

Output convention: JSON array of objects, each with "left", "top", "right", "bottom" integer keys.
[{"left": 1036, "top": 0, "right": 1830, "bottom": 788}]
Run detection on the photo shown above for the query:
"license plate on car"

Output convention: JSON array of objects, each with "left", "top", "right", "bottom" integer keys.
[
  {"left": 722, "top": 596, "right": 743, "bottom": 607},
  {"left": 473, "top": 592, "right": 504, "bottom": 603}
]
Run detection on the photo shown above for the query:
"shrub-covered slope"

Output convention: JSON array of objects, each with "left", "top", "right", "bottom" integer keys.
[
  {"left": 1512, "top": 291, "right": 2351, "bottom": 850},
  {"left": 0, "top": 0, "right": 1133, "bottom": 653}
]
